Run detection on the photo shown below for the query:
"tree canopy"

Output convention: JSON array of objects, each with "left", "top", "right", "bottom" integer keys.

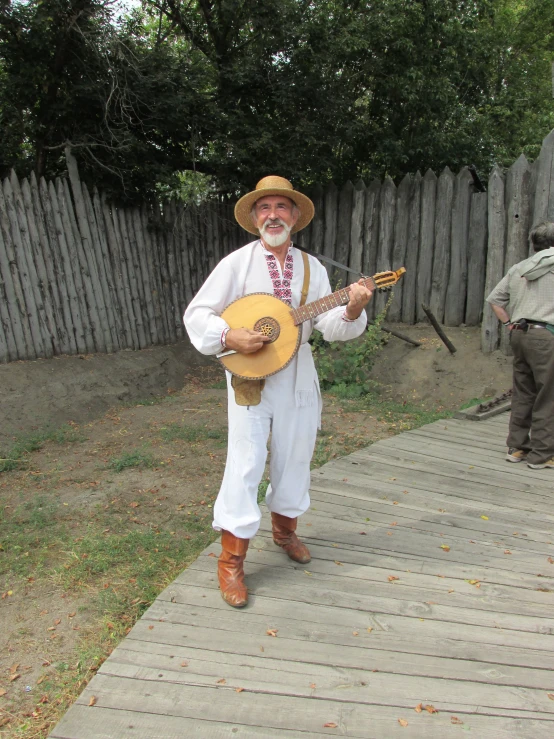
[{"left": 1, "top": 0, "right": 553, "bottom": 201}]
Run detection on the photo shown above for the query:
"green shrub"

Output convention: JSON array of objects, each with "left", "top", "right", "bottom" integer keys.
[{"left": 310, "top": 299, "right": 390, "bottom": 395}]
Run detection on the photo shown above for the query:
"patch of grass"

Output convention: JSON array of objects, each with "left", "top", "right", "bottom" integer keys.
[
  {"left": 160, "top": 423, "right": 226, "bottom": 444},
  {"left": 257, "top": 478, "right": 270, "bottom": 503},
  {"left": 458, "top": 397, "right": 486, "bottom": 410},
  {"left": 0, "top": 425, "right": 87, "bottom": 473},
  {"left": 355, "top": 393, "right": 454, "bottom": 431},
  {"left": 107, "top": 449, "right": 160, "bottom": 472},
  {"left": 209, "top": 379, "right": 227, "bottom": 390}
]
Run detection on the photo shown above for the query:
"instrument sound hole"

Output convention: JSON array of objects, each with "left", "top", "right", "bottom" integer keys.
[{"left": 253, "top": 316, "right": 281, "bottom": 342}]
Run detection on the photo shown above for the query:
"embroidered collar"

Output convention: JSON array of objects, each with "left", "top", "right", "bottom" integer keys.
[{"left": 261, "top": 242, "right": 294, "bottom": 304}]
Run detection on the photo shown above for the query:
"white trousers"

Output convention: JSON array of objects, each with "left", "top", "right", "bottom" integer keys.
[{"left": 213, "top": 360, "right": 319, "bottom": 540}]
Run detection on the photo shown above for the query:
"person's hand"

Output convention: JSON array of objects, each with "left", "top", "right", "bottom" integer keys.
[
  {"left": 345, "top": 280, "right": 373, "bottom": 320},
  {"left": 225, "top": 328, "right": 271, "bottom": 354}
]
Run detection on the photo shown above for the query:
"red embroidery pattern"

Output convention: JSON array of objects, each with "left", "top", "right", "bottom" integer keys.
[{"left": 264, "top": 250, "right": 294, "bottom": 304}]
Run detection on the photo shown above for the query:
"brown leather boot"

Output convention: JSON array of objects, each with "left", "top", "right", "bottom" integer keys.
[
  {"left": 218, "top": 530, "right": 249, "bottom": 608},
  {"left": 271, "top": 512, "right": 311, "bottom": 564}
]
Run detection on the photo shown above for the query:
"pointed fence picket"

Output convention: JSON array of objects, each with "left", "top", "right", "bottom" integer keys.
[{"left": 2, "top": 127, "right": 554, "bottom": 363}]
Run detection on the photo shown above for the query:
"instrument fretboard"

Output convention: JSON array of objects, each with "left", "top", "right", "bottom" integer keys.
[{"left": 290, "top": 277, "right": 376, "bottom": 326}]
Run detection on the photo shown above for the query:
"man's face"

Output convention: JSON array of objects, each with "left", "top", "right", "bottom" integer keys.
[{"left": 252, "top": 195, "right": 299, "bottom": 247}]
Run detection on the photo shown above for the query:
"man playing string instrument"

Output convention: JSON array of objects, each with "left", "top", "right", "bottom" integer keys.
[{"left": 184, "top": 176, "right": 373, "bottom": 607}]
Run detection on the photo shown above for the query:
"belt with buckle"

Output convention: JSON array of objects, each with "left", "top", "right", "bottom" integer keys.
[{"left": 513, "top": 320, "right": 548, "bottom": 331}]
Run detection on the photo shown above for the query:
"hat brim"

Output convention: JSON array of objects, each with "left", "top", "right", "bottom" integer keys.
[{"left": 234, "top": 188, "right": 314, "bottom": 235}]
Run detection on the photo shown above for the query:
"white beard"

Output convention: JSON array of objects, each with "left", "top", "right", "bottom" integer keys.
[{"left": 260, "top": 219, "right": 292, "bottom": 248}]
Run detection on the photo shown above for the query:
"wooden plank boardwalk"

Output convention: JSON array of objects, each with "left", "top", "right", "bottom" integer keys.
[{"left": 49, "top": 414, "right": 554, "bottom": 738}]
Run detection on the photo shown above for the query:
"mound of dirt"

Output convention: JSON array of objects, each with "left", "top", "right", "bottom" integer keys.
[
  {"left": 0, "top": 324, "right": 513, "bottom": 447},
  {"left": 370, "top": 324, "right": 513, "bottom": 410}
]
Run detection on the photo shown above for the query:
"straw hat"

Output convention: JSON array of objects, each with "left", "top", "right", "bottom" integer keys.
[{"left": 234, "top": 176, "right": 314, "bottom": 235}]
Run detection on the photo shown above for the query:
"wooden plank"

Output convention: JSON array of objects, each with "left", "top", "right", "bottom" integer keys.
[
  {"left": 118, "top": 207, "right": 149, "bottom": 348},
  {"left": 362, "top": 178, "right": 380, "bottom": 321},
  {"left": 102, "top": 199, "right": 139, "bottom": 350},
  {"left": 0, "top": 188, "right": 31, "bottom": 360},
  {"left": 2, "top": 175, "right": 45, "bottom": 358},
  {"left": 532, "top": 128, "right": 554, "bottom": 226},
  {"left": 429, "top": 167, "right": 454, "bottom": 323},
  {"left": 39, "top": 178, "right": 77, "bottom": 355},
  {"left": 93, "top": 189, "right": 126, "bottom": 349},
  {"left": 500, "top": 154, "right": 532, "bottom": 355},
  {"left": 482, "top": 165, "right": 506, "bottom": 352},
  {"left": 56, "top": 179, "right": 90, "bottom": 354},
  {"left": 163, "top": 200, "right": 184, "bottom": 340},
  {"left": 309, "top": 184, "right": 324, "bottom": 256},
  {"left": 348, "top": 180, "right": 365, "bottom": 284},
  {"left": 141, "top": 203, "right": 168, "bottom": 344},
  {"left": 130, "top": 205, "right": 159, "bottom": 346},
  {"left": 176, "top": 204, "right": 194, "bottom": 308},
  {"left": 0, "top": 237, "right": 18, "bottom": 361},
  {"left": 29, "top": 172, "right": 69, "bottom": 355},
  {"left": 65, "top": 673, "right": 554, "bottom": 738},
  {"left": 82, "top": 184, "right": 119, "bottom": 352},
  {"left": 17, "top": 176, "right": 58, "bottom": 357},
  {"left": 465, "top": 191, "right": 488, "bottom": 325},
  {"left": 388, "top": 174, "right": 411, "bottom": 321},
  {"left": 322, "top": 183, "right": 339, "bottom": 284},
  {"left": 153, "top": 201, "right": 177, "bottom": 343},
  {"left": 101, "top": 653, "right": 554, "bottom": 718},
  {"left": 50, "top": 704, "right": 326, "bottom": 739},
  {"left": 401, "top": 171, "right": 421, "bottom": 324},
  {"left": 65, "top": 151, "right": 112, "bottom": 352},
  {"left": 334, "top": 180, "right": 354, "bottom": 289},
  {"left": 416, "top": 169, "right": 437, "bottom": 322},
  {"left": 444, "top": 168, "right": 473, "bottom": 326},
  {"left": 374, "top": 176, "right": 396, "bottom": 315}
]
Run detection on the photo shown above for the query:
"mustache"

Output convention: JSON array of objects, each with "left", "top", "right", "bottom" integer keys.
[{"left": 260, "top": 218, "right": 289, "bottom": 232}]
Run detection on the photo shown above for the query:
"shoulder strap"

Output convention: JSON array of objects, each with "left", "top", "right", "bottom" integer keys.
[
  {"left": 294, "top": 242, "right": 364, "bottom": 278},
  {"left": 300, "top": 251, "right": 310, "bottom": 307}
]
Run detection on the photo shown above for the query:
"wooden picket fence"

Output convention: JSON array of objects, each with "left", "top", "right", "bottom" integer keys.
[{"left": 1, "top": 129, "right": 554, "bottom": 364}]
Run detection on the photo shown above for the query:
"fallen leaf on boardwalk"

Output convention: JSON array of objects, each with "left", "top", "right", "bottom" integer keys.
[
  {"left": 323, "top": 722, "right": 338, "bottom": 728},
  {"left": 208, "top": 552, "right": 216, "bottom": 558},
  {"left": 331, "top": 543, "right": 339, "bottom": 548},
  {"left": 440, "top": 545, "right": 450, "bottom": 551},
  {"left": 448, "top": 589, "right": 454, "bottom": 593},
  {"left": 352, "top": 631, "right": 359, "bottom": 636},
  {"left": 390, "top": 522, "right": 397, "bottom": 526},
  {"left": 304, "top": 570, "right": 312, "bottom": 576},
  {"left": 216, "top": 678, "right": 226, "bottom": 684},
  {"left": 504, "top": 550, "right": 512, "bottom": 555},
  {"left": 180, "top": 661, "right": 188, "bottom": 667},
  {"left": 451, "top": 716, "right": 463, "bottom": 724},
  {"left": 547, "top": 694, "right": 554, "bottom": 701},
  {"left": 260, "top": 646, "right": 264, "bottom": 652},
  {"left": 310, "top": 683, "right": 316, "bottom": 689},
  {"left": 359, "top": 532, "right": 367, "bottom": 535},
  {"left": 469, "top": 466, "right": 474, "bottom": 469},
  {"left": 480, "top": 515, "right": 489, "bottom": 520},
  {"left": 235, "top": 687, "right": 244, "bottom": 693},
  {"left": 334, "top": 561, "right": 343, "bottom": 566},
  {"left": 393, "top": 501, "right": 399, "bottom": 505},
  {"left": 386, "top": 532, "right": 393, "bottom": 536},
  {"left": 424, "top": 704, "right": 438, "bottom": 714},
  {"left": 548, "top": 558, "right": 554, "bottom": 564},
  {"left": 367, "top": 627, "right": 373, "bottom": 633},
  {"left": 388, "top": 477, "right": 396, "bottom": 481},
  {"left": 342, "top": 478, "right": 348, "bottom": 482},
  {"left": 398, "top": 718, "right": 408, "bottom": 727},
  {"left": 88, "top": 696, "right": 97, "bottom": 706},
  {"left": 415, "top": 703, "right": 423, "bottom": 713},
  {"left": 266, "top": 629, "right": 278, "bottom": 637},
  {"left": 388, "top": 576, "right": 399, "bottom": 582},
  {"left": 148, "top": 625, "right": 154, "bottom": 630}
]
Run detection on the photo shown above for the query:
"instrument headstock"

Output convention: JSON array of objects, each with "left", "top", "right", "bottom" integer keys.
[{"left": 368, "top": 267, "right": 406, "bottom": 291}]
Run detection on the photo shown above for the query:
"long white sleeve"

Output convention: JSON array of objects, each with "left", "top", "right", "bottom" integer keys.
[{"left": 183, "top": 254, "right": 241, "bottom": 355}]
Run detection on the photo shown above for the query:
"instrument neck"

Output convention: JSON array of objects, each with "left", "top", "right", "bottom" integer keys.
[{"left": 290, "top": 277, "right": 375, "bottom": 326}]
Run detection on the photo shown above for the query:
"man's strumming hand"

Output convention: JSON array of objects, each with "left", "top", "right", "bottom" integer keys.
[{"left": 225, "top": 328, "right": 271, "bottom": 354}]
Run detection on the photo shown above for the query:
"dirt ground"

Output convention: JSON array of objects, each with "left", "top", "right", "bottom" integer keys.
[{"left": 0, "top": 324, "right": 514, "bottom": 735}]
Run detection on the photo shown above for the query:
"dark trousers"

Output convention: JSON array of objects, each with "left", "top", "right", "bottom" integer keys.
[{"left": 507, "top": 328, "right": 554, "bottom": 464}]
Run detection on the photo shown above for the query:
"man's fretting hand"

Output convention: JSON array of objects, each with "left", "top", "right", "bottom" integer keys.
[
  {"left": 225, "top": 328, "right": 271, "bottom": 354},
  {"left": 345, "top": 280, "right": 373, "bottom": 320}
]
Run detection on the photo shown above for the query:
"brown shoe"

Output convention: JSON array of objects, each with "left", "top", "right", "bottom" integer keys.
[
  {"left": 271, "top": 512, "right": 311, "bottom": 564},
  {"left": 218, "top": 530, "right": 249, "bottom": 608}
]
